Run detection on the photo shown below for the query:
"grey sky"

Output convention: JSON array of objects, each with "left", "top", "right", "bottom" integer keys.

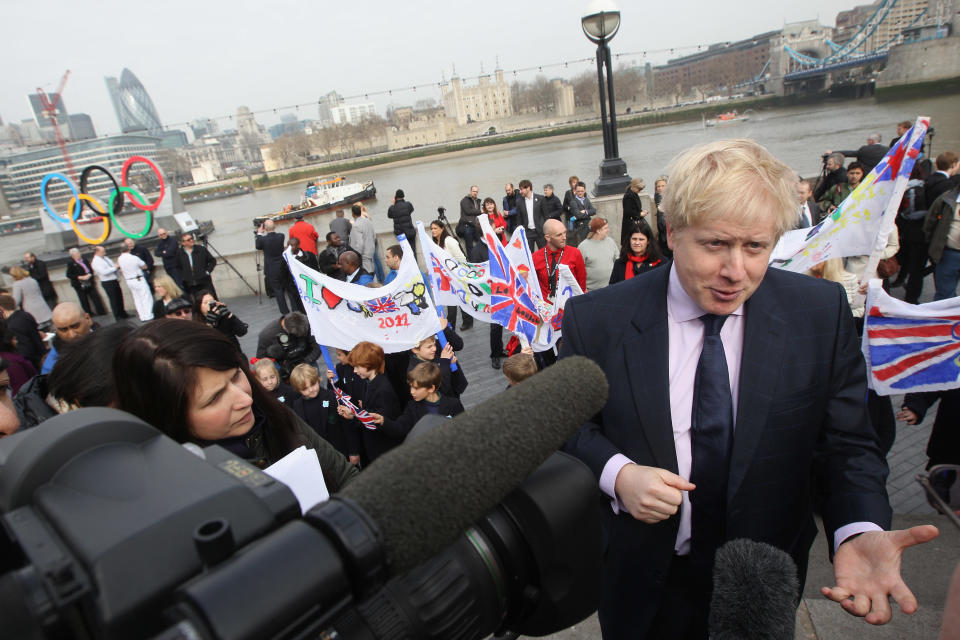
[{"left": 2, "top": 0, "right": 856, "bottom": 137}]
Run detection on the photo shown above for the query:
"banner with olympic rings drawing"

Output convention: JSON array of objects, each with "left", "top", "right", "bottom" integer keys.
[
  {"left": 39, "top": 155, "right": 165, "bottom": 245},
  {"left": 417, "top": 221, "right": 494, "bottom": 324}
]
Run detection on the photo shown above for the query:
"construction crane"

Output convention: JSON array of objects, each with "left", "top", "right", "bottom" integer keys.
[{"left": 36, "top": 69, "right": 75, "bottom": 183}]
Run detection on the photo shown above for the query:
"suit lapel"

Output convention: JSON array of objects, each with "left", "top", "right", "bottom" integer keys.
[
  {"left": 622, "top": 269, "right": 678, "bottom": 473},
  {"left": 728, "top": 279, "right": 786, "bottom": 501}
]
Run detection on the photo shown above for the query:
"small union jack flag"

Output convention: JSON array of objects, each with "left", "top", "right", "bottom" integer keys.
[
  {"left": 367, "top": 296, "right": 399, "bottom": 314},
  {"left": 486, "top": 229, "right": 540, "bottom": 343},
  {"left": 863, "top": 281, "right": 960, "bottom": 395},
  {"left": 333, "top": 386, "right": 378, "bottom": 430}
]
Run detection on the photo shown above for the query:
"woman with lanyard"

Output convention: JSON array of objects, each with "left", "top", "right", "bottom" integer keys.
[{"left": 608, "top": 222, "right": 664, "bottom": 285}]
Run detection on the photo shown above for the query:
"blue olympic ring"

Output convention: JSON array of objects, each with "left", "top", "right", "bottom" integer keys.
[{"left": 40, "top": 173, "right": 82, "bottom": 223}]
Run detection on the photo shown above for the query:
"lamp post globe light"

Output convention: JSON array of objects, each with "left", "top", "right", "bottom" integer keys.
[{"left": 582, "top": 0, "right": 632, "bottom": 196}]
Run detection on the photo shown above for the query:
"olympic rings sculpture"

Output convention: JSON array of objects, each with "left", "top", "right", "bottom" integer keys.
[{"left": 40, "top": 155, "right": 165, "bottom": 245}]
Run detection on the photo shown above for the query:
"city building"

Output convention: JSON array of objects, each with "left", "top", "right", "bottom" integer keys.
[
  {"left": 317, "top": 91, "right": 378, "bottom": 126},
  {"left": 441, "top": 69, "right": 513, "bottom": 126},
  {"left": 651, "top": 31, "right": 778, "bottom": 101},
  {"left": 27, "top": 92, "right": 73, "bottom": 141},
  {"left": 105, "top": 68, "right": 163, "bottom": 136},
  {"left": 553, "top": 79, "right": 575, "bottom": 117},
  {"left": 386, "top": 106, "right": 450, "bottom": 151},
  {"left": 68, "top": 114, "right": 97, "bottom": 141},
  {"left": 835, "top": 0, "right": 931, "bottom": 52},
  {"left": 0, "top": 135, "right": 161, "bottom": 211},
  {"left": 190, "top": 117, "right": 219, "bottom": 139}
]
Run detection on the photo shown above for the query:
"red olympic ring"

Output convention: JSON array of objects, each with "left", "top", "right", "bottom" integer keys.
[{"left": 121, "top": 155, "right": 165, "bottom": 211}]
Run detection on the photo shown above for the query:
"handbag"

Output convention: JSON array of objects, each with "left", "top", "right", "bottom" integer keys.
[{"left": 877, "top": 256, "right": 900, "bottom": 279}]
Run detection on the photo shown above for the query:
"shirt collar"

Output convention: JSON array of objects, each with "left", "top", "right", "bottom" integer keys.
[{"left": 667, "top": 262, "right": 745, "bottom": 323}]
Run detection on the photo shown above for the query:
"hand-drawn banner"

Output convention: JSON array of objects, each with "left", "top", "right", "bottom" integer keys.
[
  {"left": 285, "top": 236, "right": 441, "bottom": 352},
  {"left": 417, "top": 221, "right": 493, "bottom": 322},
  {"left": 771, "top": 116, "right": 929, "bottom": 276}
]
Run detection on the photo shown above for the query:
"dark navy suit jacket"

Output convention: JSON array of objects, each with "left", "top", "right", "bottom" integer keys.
[{"left": 561, "top": 265, "right": 891, "bottom": 639}]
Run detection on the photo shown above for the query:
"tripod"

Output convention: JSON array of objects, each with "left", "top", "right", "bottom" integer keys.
[
  {"left": 199, "top": 234, "right": 259, "bottom": 297},
  {"left": 437, "top": 206, "right": 468, "bottom": 258}
]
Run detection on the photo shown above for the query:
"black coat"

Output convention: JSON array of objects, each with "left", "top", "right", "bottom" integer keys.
[
  {"left": 458, "top": 195, "right": 482, "bottom": 230},
  {"left": 175, "top": 245, "right": 216, "bottom": 287},
  {"left": 903, "top": 388, "right": 960, "bottom": 467},
  {"left": 131, "top": 244, "right": 154, "bottom": 270},
  {"left": 608, "top": 255, "right": 665, "bottom": 285},
  {"left": 925, "top": 172, "right": 955, "bottom": 207},
  {"left": 256, "top": 232, "right": 287, "bottom": 276},
  {"left": 515, "top": 194, "right": 546, "bottom": 234},
  {"left": 154, "top": 236, "right": 180, "bottom": 269},
  {"left": 621, "top": 189, "right": 645, "bottom": 243},
  {"left": 359, "top": 374, "right": 401, "bottom": 463},
  {"left": 292, "top": 386, "right": 361, "bottom": 459},
  {"left": 542, "top": 194, "right": 563, "bottom": 221},
  {"left": 26, "top": 259, "right": 56, "bottom": 301},
  {"left": 380, "top": 394, "right": 465, "bottom": 442},
  {"left": 387, "top": 199, "right": 415, "bottom": 234},
  {"left": 293, "top": 250, "right": 320, "bottom": 272},
  {"left": 64, "top": 256, "right": 95, "bottom": 288},
  {"left": 814, "top": 167, "right": 847, "bottom": 202}
]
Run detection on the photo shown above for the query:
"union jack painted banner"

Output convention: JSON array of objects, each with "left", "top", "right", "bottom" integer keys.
[
  {"left": 771, "top": 116, "right": 929, "bottom": 276},
  {"left": 333, "top": 386, "right": 378, "bottom": 430},
  {"left": 862, "top": 280, "right": 960, "bottom": 395},
  {"left": 479, "top": 218, "right": 541, "bottom": 344},
  {"left": 368, "top": 296, "right": 399, "bottom": 314}
]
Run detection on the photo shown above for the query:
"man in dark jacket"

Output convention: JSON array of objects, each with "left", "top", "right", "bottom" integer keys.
[
  {"left": 924, "top": 184, "right": 960, "bottom": 301},
  {"left": 64, "top": 248, "right": 107, "bottom": 316},
  {"left": 256, "top": 219, "right": 298, "bottom": 314},
  {"left": 458, "top": 185, "right": 482, "bottom": 256},
  {"left": 289, "top": 237, "right": 320, "bottom": 271},
  {"left": 154, "top": 227, "right": 183, "bottom": 288},
  {"left": 175, "top": 233, "right": 217, "bottom": 299},
  {"left": 502, "top": 183, "right": 520, "bottom": 233},
  {"left": 23, "top": 252, "right": 57, "bottom": 308},
  {"left": 925, "top": 151, "right": 959, "bottom": 206},
  {"left": 827, "top": 133, "right": 889, "bottom": 176},
  {"left": 515, "top": 179, "right": 547, "bottom": 250},
  {"left": 814, "top": 153, "right": 847, "bottom": 202},
  {"left": 542, "top": 184, "right": 563, "bottom": 222},
  {"left": 387, "top": 189, "right": 417, "bottom": 260}
]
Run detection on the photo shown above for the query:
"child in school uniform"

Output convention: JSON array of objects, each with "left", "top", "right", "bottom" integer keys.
[
  {"left": 337, "top": 341, "right": 401, "bottom": 465},
  {"left": 367, "top": 362, "right": 465, "bottom": 440},
  {"left": 252, "top": 358, "right": 298, "bottom": 405},
  {"left": 289, "top": 364, "right": 360, "bottom": 465},
  {"left": 408, "top": 335, "right": 467, "bottom": 400}
]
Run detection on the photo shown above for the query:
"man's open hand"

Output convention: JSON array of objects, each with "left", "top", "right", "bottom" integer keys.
[
  {"left": 614, "top": 463, "right": 695, "bottom": 523},
  {"left": 821, "top": 525, "right": 939, "bottom": 625}
]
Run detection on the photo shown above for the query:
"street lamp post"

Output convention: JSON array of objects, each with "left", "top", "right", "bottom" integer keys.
[{"left": 582, "top": 0, "right": 632, "bottom": 196}]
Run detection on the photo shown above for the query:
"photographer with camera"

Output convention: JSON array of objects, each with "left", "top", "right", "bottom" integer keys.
[
  {"left": 256, "top": 311, "right": 322, "bottom": 381},
  {"left": 194, "top": 290, "right": 249, "bottom": 356}
]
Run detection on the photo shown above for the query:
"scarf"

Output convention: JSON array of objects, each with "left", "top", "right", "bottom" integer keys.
[{"left": 624, "top": 253, "right": 662, "bottom": 279}]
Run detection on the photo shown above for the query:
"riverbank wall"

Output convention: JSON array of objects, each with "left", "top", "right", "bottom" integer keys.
[{"left": 876, "top": 37, "right": 960, "bottom": 99}]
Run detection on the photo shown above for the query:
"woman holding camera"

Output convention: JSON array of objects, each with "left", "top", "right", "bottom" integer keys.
[
  {"left": 194, "top": 290, "right": 248, "bottom": 355},
  {"left": 113, "top": 319, "right": 358, "bottom": 490}
]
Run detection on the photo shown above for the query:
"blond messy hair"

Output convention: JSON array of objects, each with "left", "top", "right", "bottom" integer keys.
[
  {"left": 661, "top": 139, "right": 797, "bottom": 238},
  {"left": 289, "top": 363, "right": 320, "bottom": 391}
]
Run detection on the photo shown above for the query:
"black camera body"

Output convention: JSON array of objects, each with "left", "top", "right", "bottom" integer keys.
[{"left": 0, "top": 408, "right": 602, "bottom": 640}]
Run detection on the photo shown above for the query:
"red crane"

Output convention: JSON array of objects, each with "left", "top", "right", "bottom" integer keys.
[{"left": 36, "top": 70, "right": 75, "bottom": 182}]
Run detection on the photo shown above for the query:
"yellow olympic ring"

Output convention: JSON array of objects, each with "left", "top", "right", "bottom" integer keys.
[{"left": 67, "top": 194, "right": 111, "bottom": 245}]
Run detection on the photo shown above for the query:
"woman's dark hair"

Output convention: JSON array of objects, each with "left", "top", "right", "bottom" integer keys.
[
  {"left": 482, "top": 197, "right": 499, "bottom": 214},
  {"left": 619, "top": 220, "right": 662, "bottom": 262},
  {"left": 192, "top": 289, "right": 216, "bottom": 324},
  {"left": 430, "top": 220, "right": 451, "bottom": 247},
  {"left": 48, "top": 321, "right": 137, "bottom": 407},
  {"left": 113, "top": 319, "right": 302, "bottom": 454}
]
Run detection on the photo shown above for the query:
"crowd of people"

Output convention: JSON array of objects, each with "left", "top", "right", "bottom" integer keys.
[{"left": 0, "top": 123, "right": 958, "bottom": 637}]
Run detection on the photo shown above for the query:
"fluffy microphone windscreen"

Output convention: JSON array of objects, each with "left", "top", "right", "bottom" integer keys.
[
  {"left": 338, "top": 354, "right": 608, "bottom": 576},
  {"left": 709, "top": 538, "right": 800, "bottom": 640}
]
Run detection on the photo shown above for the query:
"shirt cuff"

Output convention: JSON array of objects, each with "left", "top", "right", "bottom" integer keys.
[
  {"left": 600, "top": 454, "right": 633, "bottom": 515},
  {"left": 834, "top": 522, "right": 884, "bottom": 553}
]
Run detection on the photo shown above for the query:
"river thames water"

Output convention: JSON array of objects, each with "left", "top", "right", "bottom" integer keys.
[{"left": 4, "top": 95, "right": 958, "bottom": 265}]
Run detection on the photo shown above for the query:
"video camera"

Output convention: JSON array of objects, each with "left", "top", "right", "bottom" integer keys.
[{"left": 0, "top": 356, "right": 608, "bottom": 640}]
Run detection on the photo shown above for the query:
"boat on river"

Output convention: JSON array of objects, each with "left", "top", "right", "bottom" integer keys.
[
  {"left": 705, "top": 111, "right": 750, "bottom": 127},
  {"left": 254, "top": 176, "right": 376, "bottom": 225}
]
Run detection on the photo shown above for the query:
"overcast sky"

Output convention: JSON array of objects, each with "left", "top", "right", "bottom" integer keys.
[{"left": 2, "top": 0, "right": 858, "bottom": 137}]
